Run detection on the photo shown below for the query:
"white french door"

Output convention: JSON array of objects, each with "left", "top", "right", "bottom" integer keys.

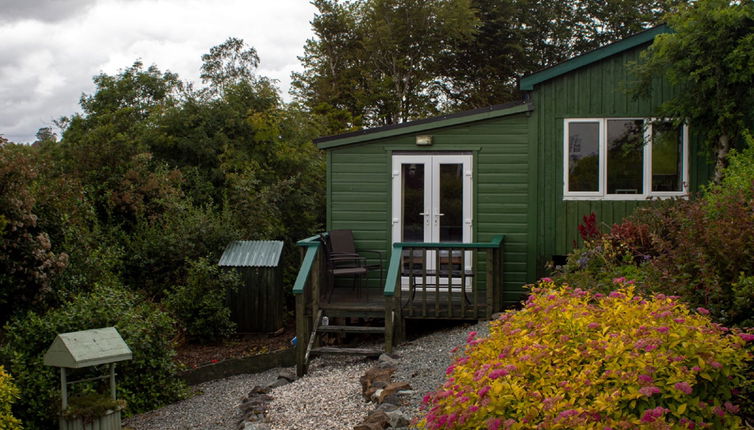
[{"left": 391, "top": 154, "right": 473, "bottom": 273}]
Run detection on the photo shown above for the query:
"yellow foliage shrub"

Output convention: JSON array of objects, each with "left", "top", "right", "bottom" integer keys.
[
  {"left": 419, "top": 281, "right": 754, "bottom": 429},
  {"left": 0, "top": 365, "right": 22, "bottom": 430}
]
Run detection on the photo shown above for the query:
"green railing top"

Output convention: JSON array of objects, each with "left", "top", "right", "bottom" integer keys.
[
  {"left": 396, "top": 235, "right": 504, "bottom": 249},
  {"left": 383, "top": 235, "right": 505, "bottom": 297},
  {"left": 296, "top": 234, "right": 323, "bottom": 247},
  {"left": 292, "top": 235, "right": 322, "bottom": 295}
]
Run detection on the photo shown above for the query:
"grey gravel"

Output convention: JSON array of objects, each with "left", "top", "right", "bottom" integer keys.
[
  {"left": 125, "top": 320, "right": 490, "bottom": 430},
  {"left": 392, "top": 321, "right": 490, "bottom": 421},
  {"left": 124, "top": 368, "right": 279, "bottom": 430}
]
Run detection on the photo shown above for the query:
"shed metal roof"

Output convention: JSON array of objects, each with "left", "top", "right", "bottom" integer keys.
[
  {"left": 315, "top": 101, "right": 533, "bottom": 150},
  {"left": 519, "top": 24, "right": 670, "bottom": 91},
  {"left": 43, "top": 327, "right": 132, "bottom": 369},
  {"left": 218, "top": 240, "right": 283, "bottom": 267}
]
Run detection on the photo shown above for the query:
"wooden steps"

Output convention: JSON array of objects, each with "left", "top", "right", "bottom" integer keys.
[
  {"left": 317, "top": 325, "right": 385, "bottom": 334},
  {"left": 310, "top": 346, "right": 382, "bottom": 357},
  {"left": 304, "top": 313, "right": 386, "bottom": 362}
]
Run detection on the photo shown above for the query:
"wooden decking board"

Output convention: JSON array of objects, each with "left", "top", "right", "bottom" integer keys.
[
  {"left": 310, "top": 347, "right": 382, "bottom": 356},
  {"left": 317, "top": 325, "right": 385, "bottom": 334}
]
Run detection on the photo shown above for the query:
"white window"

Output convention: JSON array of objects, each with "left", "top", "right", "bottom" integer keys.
[{"left": 563, "top": 118, "right": 689, "bottom": 200}]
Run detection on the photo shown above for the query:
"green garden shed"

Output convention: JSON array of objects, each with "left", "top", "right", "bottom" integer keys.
[
  {"left": 219, "top": 240, "right": 284, "bottom": 333},
  {"left": 290, "top": 25, "right": 717, "bottom": 373}
]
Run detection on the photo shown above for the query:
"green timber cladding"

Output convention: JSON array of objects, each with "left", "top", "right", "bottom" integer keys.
[
  {"left": 315, "top": 25, "right": 713, "bottom": 303},
  {"left": 521, "top": 25, "right": 713, "bottom": 274},
  {"left": 319, "top": 103, "right": 534, "bottom": 302}
]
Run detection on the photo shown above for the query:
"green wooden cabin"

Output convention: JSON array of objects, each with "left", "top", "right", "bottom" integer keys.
[{"left": 291, "top": 25, "right": 713, "bottom": 375}]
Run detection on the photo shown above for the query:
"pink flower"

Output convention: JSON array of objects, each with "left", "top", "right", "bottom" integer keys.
[
  {"left": 588, "top": 322, "right": 600, "bottom": 329},
  {"left": 556, "top": 409, "right": 580, "bottom": 421},
  {"left": 540, "top": 277, "right": 553, "bottom": 282},
  {"left": 656, "top": 326, "right": 669, "bottom": 333},
  {"left": 738, "top": 333, "right": 754, "bottom": 342},
  {"left": 612, "top": 277, "right": 626, "bottom": 284},
  {"left": 466, "top": 331, "right": 478, "bottom": 343},
  {"left": 594, "top": 293, "right": 604, "bottom": 298},
  {"left": 709, "top": 361, "right": 722, "bottom": 369},
  {"left": 674, "top": 381, "right": 693, "bottom": 395},
  {"left": 724, "top": 401, "right": 740, "bottom": 413},
  {"left": 469, "top": 405, "right": 479, "bottom": 413},
  {"left": 487, "top": 418, "right": 502, "bottom": 430},
  {"left": 641, "top": 407, "right": 668, "bottom": 423},
  {"left": 608, "top": 291, "right": 623, "bottom": 298},
  {"left": 478, "top": 386, "right": 491, "bottom": 397},
  {"left": 696, "top": 307, "right": 710, "bottom": 315},
  {"left": 446, "top": 365, "right": 456, "bottom": 375},
  {"left": 637, "top": 374, "right": 653, "bottom": 384},
  {"left": 489, "top": 369, "right": 509, "bottom": 379},
  {"left": 639, "top": 386, "right": 661, "bottom": 396},
  {"left": 674, "top": 318, "right": 686, "bottom": 323}
]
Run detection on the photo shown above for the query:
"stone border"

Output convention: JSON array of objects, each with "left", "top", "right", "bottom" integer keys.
[{"left": 180, "top": 348, "right": 295, "bottom": 386}]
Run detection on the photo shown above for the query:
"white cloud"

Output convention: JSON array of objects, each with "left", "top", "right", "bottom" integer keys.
[{"left": 0, "top": 0, "right": 316, "bottom": 143}]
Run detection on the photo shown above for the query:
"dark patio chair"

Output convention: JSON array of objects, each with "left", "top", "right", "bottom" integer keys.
[{"left": 320, "top": 230, "right": 383, "bottom": 298}]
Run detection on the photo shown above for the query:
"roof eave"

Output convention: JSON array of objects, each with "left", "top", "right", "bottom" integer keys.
[
  {"left": 316, "top": 102, "right": 533, "bottom": 150},
  {"left": 519, "top": 24, "right": 670, "bottom": 91}
]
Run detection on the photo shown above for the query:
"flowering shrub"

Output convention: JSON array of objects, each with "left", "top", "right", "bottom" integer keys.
[
  {"left": 0, "top": 366, "right": 22, "bottom": 430},
  {"left": 419, "top": 281, "right": 753, "bottom": 429}
]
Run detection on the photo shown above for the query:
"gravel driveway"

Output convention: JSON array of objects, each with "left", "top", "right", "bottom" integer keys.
[{"left": 125, "top": 321, "right": 489, "bottom": 430}]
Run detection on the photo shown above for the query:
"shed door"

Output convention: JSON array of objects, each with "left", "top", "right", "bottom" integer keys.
[{"left": 391, "top": 154, "right": 472, "bottom": 272}]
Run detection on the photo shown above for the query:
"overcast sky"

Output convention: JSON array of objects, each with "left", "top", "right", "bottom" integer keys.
[{"left": 0, "top": 0, "right": 317, "bottom": 143}]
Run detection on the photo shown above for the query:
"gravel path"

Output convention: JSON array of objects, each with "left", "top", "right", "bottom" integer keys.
[{"left": 125, "top": 320, "right": 489, "bottom": 430}]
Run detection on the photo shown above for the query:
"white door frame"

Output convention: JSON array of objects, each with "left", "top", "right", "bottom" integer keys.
[{"left": 391, "top": 153, "right": 473, "bottom": 273}]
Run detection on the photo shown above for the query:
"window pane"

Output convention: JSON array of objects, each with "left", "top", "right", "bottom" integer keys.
[
  {"left": 652, "top": 122, "right": 683, "bottom": 192},
  {"left": 402, "top": 163, "right": 424, "bottom": 242},
  {"left": 439, "top": 164, "right": 463, "bottom": 243},
  {"left": 568, "top": 122, "right": 600, "bottom": 192},
  {"left": 607, "top": 119, "right": 644, "bottom": 194}
]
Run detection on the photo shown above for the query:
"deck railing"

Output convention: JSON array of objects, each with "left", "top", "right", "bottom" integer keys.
[
  {"left": 292, "top": 234, "right": 323, "bottom": 376},
  {"left": 383, "top": 236, "right": 505, "bottom": 347},
  {"left": 293, "top": 233, "right": 505, "bottom": 373}
]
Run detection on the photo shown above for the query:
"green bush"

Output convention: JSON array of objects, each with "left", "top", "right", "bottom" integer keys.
[
  {"left": 0, "top": 366, "right": 21, "bottom": 430},
  {"left": 123, "top": 203, "right": 239, "bottom": 298},
  {"left": 420, "top": 281, "right": 753, "bottom": 429},
  {"left": 0, "top": 285, "right": 186, "bottom": 430},
  {"left": 165, "top": 258, "right": 240, "bottom": 344}
]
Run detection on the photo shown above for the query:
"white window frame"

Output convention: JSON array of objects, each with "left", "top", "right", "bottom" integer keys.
[{"left": 563, "top": 118, "right": 689, "bottom": 200}]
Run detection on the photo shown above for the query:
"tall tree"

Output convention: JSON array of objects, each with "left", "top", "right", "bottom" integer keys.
[
  {"left": 297, "top": 0, "right": 682, "bottom": 118},
  {"left": 200, "top": 37, "right": 261, "bottom": 97},
  {"left": 632, "top": 0, "right": 754, "bottom": 183},
  {"left": 438, "top": 0, "right": 683, "bottom": 109},
  {"left": 292, "top": 0, "right": 478, "bottom": 133}
]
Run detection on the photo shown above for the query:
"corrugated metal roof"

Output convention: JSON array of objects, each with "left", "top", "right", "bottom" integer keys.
[{"left": 218, "top": 240, "right": 283, "bottom": 267}]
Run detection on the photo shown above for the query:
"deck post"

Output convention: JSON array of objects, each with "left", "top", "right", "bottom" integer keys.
[
  {"left": 497, "top": 242, "right": 504, "bottom": 312},
  {"left": 384, "top": 299, "right": 394, "bottom": 354},
  {"left": 311, "top": 246, "right": 321, "bottom": 335},
  {"left": 295, "top": 293, "right": 307, "bottom": 377},
  {"left": 486, "top": 249, "right": 494, "bottom": 318},
  {"left": 394, "top": 278, "right": 404, "bottom": 343}
]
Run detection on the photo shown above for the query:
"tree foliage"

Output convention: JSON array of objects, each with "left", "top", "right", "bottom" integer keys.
[
  {"left": 632, "top": 0, "right": 754, "bottom": 182},
  {"left": 295, "top": 0, "right": 680, "bottom": 132},
  {"left": 0, "top": 145, "right": 68, "bottom": 323},
  {"left": 292, "top": 0, "right": 478, "bottom": 132}
]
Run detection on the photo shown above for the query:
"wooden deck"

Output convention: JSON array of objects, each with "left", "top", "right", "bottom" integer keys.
[
  {"left": 321, "top": 287, "right": 490, "bottom": 320},
  {"left": 292, "top": 234, "right": 504, "bottom": 375}
]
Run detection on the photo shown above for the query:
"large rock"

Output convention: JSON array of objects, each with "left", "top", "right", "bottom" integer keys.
[
  {"left": 359, "top": 367, "right": 395, "bottom": 399},
  {"left": 376, "top": 382, "right": 411, "bottom": 404},
  {"left": 385, "top": 409, "right": 411, "bottom": 428},
  {"left": 353, "top": 410, "right": 390, "bottom": 430}
]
